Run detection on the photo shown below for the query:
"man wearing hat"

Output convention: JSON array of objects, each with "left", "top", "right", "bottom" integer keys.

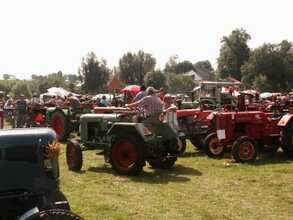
[
  {"left": 15, "top": 94, "right": 28, "bottom": 128},
  {"left": 31, "top": 92, "right": 42, "bottom": 106},
  {"left": 126, "top": 86, "right": 163, "bottom": 119}
]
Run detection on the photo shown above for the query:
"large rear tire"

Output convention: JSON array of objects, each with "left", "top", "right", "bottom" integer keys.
[
  {"left": 110, "top": 137, "right": 144, "bottom": 176},
  {"left": 50, "top": 110, "right": 69, "bottom": 141},
  {"left": 66, "top": 140, "right": 83, "bottom": 172},
  {"left": 203, "top": 132, "right": 225, "bottom": 158},
  {"left": 232, "top": 136, "right": 257, "bottom": 163}
]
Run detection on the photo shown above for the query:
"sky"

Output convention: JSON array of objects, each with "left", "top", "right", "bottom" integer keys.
[{"left": 0, "top": 0, "right": 292, "bottom": 79}]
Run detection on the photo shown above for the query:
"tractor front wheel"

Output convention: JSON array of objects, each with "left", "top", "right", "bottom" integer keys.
[
  {"left": 110, "top": 137, "right": 144, "bottom": 176},
  {"left": 232, "top": 136, "right": 257, "bottom": 163},
  {"left": 203, "top": 132, "right": 225, "bottom": 158},
  {"left": 66, "top": 140, "right": 83, "bottom": 171},
  {"left": 148, "top": 156, "right": 177, "bottom": 169}
]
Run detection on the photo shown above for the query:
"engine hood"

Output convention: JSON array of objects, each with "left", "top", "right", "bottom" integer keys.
[{"left": 80, "top": 113, "right": 121, "bottom": 122}]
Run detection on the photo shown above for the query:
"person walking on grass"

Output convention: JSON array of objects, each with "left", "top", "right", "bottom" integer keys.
[{"left": 15, "top": 94, "right": 28, "bottom": 128}]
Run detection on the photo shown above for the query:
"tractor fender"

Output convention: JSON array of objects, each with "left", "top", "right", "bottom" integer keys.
[
  {"left": 46, "top": 107, "right": 70, "bottom": 118},
  {"left": 19, "top": 207, "right": 40, "bottom": 220},
  {"left": 46, "top": 108, "right": 70, "bottom": 124},
  {"left": 278, "top": 114, "right": 293, "bottom": 127},
  {"left": 107, "top": 122, "right": 154, "bottom": 142}
]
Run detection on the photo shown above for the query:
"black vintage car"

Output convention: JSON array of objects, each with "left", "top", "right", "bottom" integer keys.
[{"left": 0, "top": 128, "right": 83, "bottom": 219}]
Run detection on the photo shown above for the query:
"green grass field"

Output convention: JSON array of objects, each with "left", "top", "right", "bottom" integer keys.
[{"left": 59, "top": 141, "right": 293, "bottom": 220}]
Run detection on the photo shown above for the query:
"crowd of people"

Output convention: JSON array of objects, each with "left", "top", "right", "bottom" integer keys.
[{"left": 0, "top": 85, "right": 179, "bottom": 129}]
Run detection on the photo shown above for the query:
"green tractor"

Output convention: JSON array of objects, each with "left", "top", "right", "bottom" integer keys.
[
  {"left": 66, "top": 111, "right": 185, "bottom": 176},
  {"left": 46, "top": 105, "right": 93, "bottom": 141},
  {"left": 0, "top": 128, "right": 82, "bottom": 219}
]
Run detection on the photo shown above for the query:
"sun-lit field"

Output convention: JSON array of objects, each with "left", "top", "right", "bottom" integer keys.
[{"left": 58, "top": 141, "right": 293, "bottom": 220}]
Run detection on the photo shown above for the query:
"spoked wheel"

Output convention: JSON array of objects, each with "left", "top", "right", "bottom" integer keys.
[
  {"left": 110, "top": 137, "right": 144, "bottom": 175},
  {"left": 66, "top": 140, "right": 83, "bottom": 171},
  {"left": 38, "top": 209, "right": 83, "bottom": 220},
  {"left": 148, "top": 156, "right": 177, "bottom": 169},
  {"left": 50, "top": 111, "right": 69, "bottom": 141},
  {"left": 232, "top": 136, "right": 257, "bottom": 163},
  {"left": 203, "top": 132, "right": 225, "bottom": 158}
]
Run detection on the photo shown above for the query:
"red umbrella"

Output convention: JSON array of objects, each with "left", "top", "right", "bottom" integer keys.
[{"left": 121, "top": 85, "right": 141, "bottom": 94}]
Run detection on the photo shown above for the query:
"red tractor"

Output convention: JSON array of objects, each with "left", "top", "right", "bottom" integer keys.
[{"left": 203, "top": 111, "right": 282, "bottom": 162}]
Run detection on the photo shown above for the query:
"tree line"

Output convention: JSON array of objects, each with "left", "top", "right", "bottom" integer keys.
[
  {"left": 1, "top": 28, "right": 293, "bottom": 98},
  {"left": 217, "top": 29, "right": 293, "bottom": 92}
]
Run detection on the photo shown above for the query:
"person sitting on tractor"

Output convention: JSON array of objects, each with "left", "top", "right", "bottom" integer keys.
[
  {"left": 68, "top": 95, "right": 81, "bottom": 112},
  {"left": 126, "top": 86, "right": 163, "bottom": 120},
  {"left": 30, "top": 92, "right": 43, "bottom": 110},
  {"left": 157, "top": 87, "right": 166, "bottom": 101},
  {"left": 163, "top": 94, "right": 177, "bottom": 113},
  {"left": 100, "top": 95, "right": 110, "bottom": 107},
  {"left": 15, "top": 94, "right": 28, "bottom": 128},
  {"left": 163, "top": 93, "right": 180, "bottom": 129}
]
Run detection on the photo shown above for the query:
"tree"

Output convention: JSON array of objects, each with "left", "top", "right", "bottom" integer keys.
[
  {"left": 164, "top": 55, "right": 178, "bottom": 73},
  {"left": 119, "top": 50, "right": 156, "bottom": 85},
  {"left": 174, "top": 61, "right": 194, "bottom": 74},
  {"left": 217, "top": 28, "right": 251, "bottom": 80},
  {"left": 30, "top": 71, "right": 67, "bottom": 94},
  {"left": 47, "top": 71, "right": 66, "bottom": 87},
  {"left": 144, "top": 70, "right": 167, "bottom": 90},
  {"left": 10, "top": 81, "right": 32, "bottom": 98},
  {"left": 241, "top": 41, "right": 293, "bottom": 92},
  {"left": 3, "top": 74, "right": 16, "bottom": 80},
  {"left": 164, "top": 56, "right": 194, "bottom": 74},
  {"left": 66, "top": 74, "right": 79, "bottom": 84},
  {"left": 167, "top": 74, "right": 195, "bottom": 93},
  {"left": 79, "top": 52, "right": 110, "bottom": 93},
  {"left": 194, "top": 60, "right": 214, "bottom": 73}
]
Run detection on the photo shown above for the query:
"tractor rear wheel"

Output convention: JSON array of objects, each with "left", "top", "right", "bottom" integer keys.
[
  {"left": 148, "top": 156, "right": 177, "bottom": 169},
  {"left": 66, "top": 140, "right": 83, "bottom": 171},
  {"left": 203, "top": 132, "right": 225, "bottom": 158},
  {"left": 232, "top": 136, "right": 257, "bottom": 163},
  {"left": 110, "top": 137, "right": 144, "bottom": 176},
  {"left": 50, "top": 111, "right": 69, "bottom": 141},
  {"left": 190, "top": 136, "right": 204, "bottom": 150}
]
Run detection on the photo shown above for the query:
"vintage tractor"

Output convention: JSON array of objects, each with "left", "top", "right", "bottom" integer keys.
[
  {"left": 66, "top": 110, "right": 185, "bottom": 176},
  {"left": 0, "top": 128, "right": 82, "bottom": 219},
  {"left": 46, "top": 104, "right": 93, "bottom": 141},
  {"left": 203, "top": 111, "right": 282, "bottom": 162}
]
